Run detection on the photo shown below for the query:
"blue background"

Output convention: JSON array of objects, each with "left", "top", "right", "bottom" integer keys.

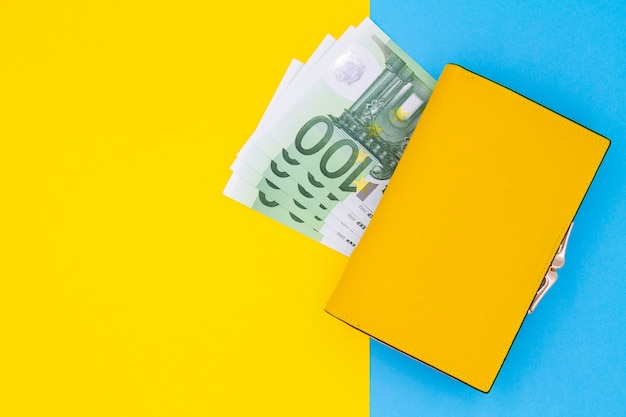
[{"left": 370, "top": 1, "right": 626, "bottom": 415}]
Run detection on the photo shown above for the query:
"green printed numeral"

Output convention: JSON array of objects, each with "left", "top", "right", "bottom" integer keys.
[{"left": 295, "top": 115, "right": 372, "bottom": 193}]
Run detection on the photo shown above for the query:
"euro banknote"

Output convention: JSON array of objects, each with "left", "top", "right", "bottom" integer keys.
[{"left": 224, "top": 18, "right": 435, "bottom": 255}]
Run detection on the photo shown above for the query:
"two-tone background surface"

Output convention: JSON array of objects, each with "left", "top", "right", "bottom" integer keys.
[{"left": 1, "top": 1, "right": 624, "bottom": 416}]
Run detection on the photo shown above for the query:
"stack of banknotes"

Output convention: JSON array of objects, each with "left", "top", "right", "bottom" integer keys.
[{"left": 223, "top": 18, "right": 436, "bottom": 256}]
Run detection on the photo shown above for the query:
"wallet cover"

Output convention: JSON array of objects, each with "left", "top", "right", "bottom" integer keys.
[{"left": 325, "top": 64, "right": 610, "bottom": 392}]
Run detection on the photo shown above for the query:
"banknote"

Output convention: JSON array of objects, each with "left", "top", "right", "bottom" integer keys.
[
  {"left": 233, "top": 35, "right": 337, "bottom": 226},
  {"left": 235, "top": 23, "right": 372, "bottom": 238},
  {"left": 230, "top": 157, "right": 361, "bottom": 244},
  {"left": 224, "top": 18, "right": 436, "bottom": 255},
  {"left": 236, "top": 34, "right": 338, "bottom": 162},
  {"left": 228, "top": 36, "right": 361, "bottom": 249},
  {"left": 249, "top": 18, "right": 436, "bottom": 239},
  {"left": 223, "top": 175, "right": 355, "bottom": 256},
  {"left": 232, "top": 149, "right": 363, "bottom": 239},
  {"left": 226, "top": 36, "right": 359, "bottom": 253}
]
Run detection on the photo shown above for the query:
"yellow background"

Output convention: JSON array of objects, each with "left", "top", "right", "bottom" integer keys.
[{"left": 0, "top": 1, "right": 368, "bottom": 415}]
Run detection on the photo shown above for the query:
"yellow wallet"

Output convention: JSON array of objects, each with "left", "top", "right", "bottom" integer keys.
[{"left": 325, "top": 64, "right": 610, "bottom": 392}]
